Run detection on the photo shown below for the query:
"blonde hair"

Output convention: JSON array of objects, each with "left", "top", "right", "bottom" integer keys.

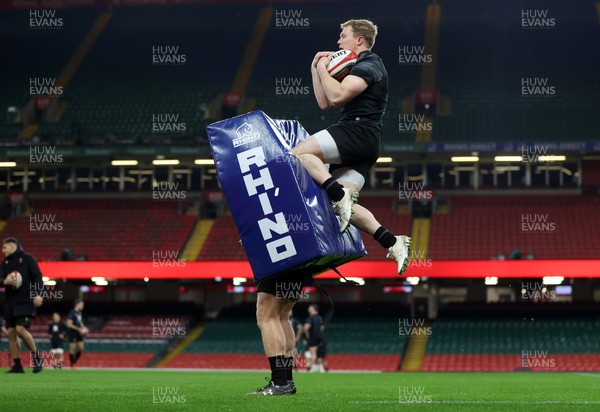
[{"left": 341, "top": 19, "right": 378, "bottom": 48}]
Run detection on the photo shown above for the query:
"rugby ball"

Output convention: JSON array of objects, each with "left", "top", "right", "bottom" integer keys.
[
  {"left": 326, "top": 49, "right": 358, "bottom": 81},
  {"left": 9, "top": 271, "right": 22, "bottom": 289}
]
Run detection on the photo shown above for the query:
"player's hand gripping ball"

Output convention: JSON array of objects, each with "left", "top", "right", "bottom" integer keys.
[
  {"left": 8, "top": 271, "right": 22, "bottom": 289},
  {"left": 326, "top": 49, "right": 358, "bottom": 81}
]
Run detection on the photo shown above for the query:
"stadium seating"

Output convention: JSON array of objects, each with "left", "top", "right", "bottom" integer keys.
[
  {"left": 0, "top": 1, "right": 427, "bottom": 145},
  {"left": 198, "top": 193, "right": 600, "bottom": 261},
  {"left": 422, "top": 353, "right": 600, "bottom": 372},
  {"left": 4, "top": 192, "right": 597, "bottom": 262},
  {"left": 164, "top": 303, "right": 407, "bottom": 371},
  {"left": 0, "top": 199, "right": 196, "bottom": 261},
  {"left": 358, "top": 196, "right": 412, "bottom": 260},
  {"left": 422, "top": 315, "right": 600, "bottom": 372},
  {"left": 196, "top": 215, "right": 247, "bottom": 261},
  {"left": 0, "top": 4, "right": 256, "bottom": 143},
  {"left": 164, "top": 353, "right": 401, "bottom": 371},
  {"left": 434, "top": 0, "right": 600, "bottom": 142},
  {"left": 10, "top": 308, "right": 600, "bottom": 372},
  {"left": 8, "top": 351, "right": 156, "bottom": 370},
  {"left": 0, "top": 8, "right": 99, "bottom": 142},
  {"left": 91, "top": 315, "right": 187, "bottom": 339},
  {"left": 2, "top": 0, "right": 597, "bottom": 145},
  {"left": 23, "top": 314, "right": 188, "bottom": 368},
  {"left": 429, "top": 195, "right": 600, "bottom": 259}
]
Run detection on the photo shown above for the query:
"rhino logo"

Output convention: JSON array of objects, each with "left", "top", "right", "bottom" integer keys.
[{"left": 233, "top": 122, "right": 260, "bottom": 147}]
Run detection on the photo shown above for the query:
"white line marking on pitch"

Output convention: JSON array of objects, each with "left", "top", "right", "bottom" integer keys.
[
  {"left": 352, "top": 400, "right": 600, "bottom": 405},
  {"left": 577, "top": 373, "right": 600, "bottom": 378}
]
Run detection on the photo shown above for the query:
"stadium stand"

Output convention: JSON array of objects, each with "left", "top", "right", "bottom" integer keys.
[
  {"left": 1, "top": 192, "right": 596, "bottom": 264},
  {"left": 422, "top": 306, "right": 600, "bottom": 372},
  {"left": 0, "top": 302, "right": 203, "bottom": 369},
  {"left": 199, "top": 193, "right": 600, "bottom": 262},
  {"left": 197, "top": 215, "right": 247, "bottom": 261},
  {"left": 1, "top": 0, "right": 598, "bottom": 147},
  {"left": 0, "top": 1, "right": 429, "bottom": 145},
  {"left": 164, "top": 303, "right": 407, "bottom": 371},
  {"left": 18, "top": 315, "right": 175, "bottom": 368},
  {"left": 160, "top": 302, "right": 600, "bottom": 372},
  {"left": 434, "top": 0, "right": 600, "bottom": 142},
  {"left": 0, "top": 199, "right": 196, "bottom": 261},
  {"left": 429, "top": 195, "right": 600, "bottom": 260},
  {"left": 0, "top": 5, "right": 257, "bottom": 143}
]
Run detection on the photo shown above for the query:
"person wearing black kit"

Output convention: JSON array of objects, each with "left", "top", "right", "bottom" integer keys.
[{"left": 1, "top": 237, "right": 44, "bottom": 373}]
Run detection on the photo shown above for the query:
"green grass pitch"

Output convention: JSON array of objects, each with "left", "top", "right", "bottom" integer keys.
[{"left": 2, "top": 369, "right": 600, "bottom": 411}]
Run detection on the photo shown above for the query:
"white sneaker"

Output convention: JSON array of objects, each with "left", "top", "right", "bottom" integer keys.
[
  {"left": 386, "top": 235, "right": 412, "bottom": 275},
  {"left": 331, "top": 188, "right": 359, "bottom": 233}
]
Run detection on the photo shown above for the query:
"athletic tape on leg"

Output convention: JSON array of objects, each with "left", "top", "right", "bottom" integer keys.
[{"left": 207, "top": 110, "right": 366, "bottom": 282}]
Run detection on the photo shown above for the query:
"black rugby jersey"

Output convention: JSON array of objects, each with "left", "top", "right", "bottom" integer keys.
[
  {"left": 339, "top": 50, "right": 388, "bottom": 127},
  {"left": 48, "top": 321, "right": 66, "bottom": 346},
  {"left": 68, "top": 309, "right": 83, "bottom": 328}
]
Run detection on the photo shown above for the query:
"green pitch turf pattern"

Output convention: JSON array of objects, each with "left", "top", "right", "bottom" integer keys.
[{"left": 1, "top": 369, "right": 600, "bottom": 411}]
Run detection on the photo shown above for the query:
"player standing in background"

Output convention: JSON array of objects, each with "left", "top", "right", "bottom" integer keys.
[
  {"left": 66, "top": 299, "right": 88, "bottom": 370},
  {"left": 1, "top": 237, "right": 44, "bottom": 373},
  {"left": 291, "top": 19, "right": 411, "bottom": 274},
  {"left": 48, "top": 312, "right": 66, "bottom": 369},
  {"left": 304, "top": 304, "right": 325, "bottom": 372}
]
